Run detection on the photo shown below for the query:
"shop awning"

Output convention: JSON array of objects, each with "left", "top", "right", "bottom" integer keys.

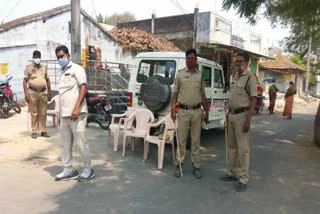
[{"left": 205, "top": 42, "right": 273, "bottom": 59}]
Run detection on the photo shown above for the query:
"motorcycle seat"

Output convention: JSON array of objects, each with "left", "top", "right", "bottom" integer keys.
[{"left": 87, "top": 97, "right": 103, "bottom": 106}]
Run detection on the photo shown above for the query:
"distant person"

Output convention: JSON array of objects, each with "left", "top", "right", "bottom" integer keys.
[
  {"left": 54, "top": 45, "right": 95, "bottom": 182},
  {"left": 257, "top": 83, "right": 263, "bottom": 96},
  {"left": 283, "top": 81, "right": 296, "bottom": 119},
  {"left": 255, "top": 83, "right": 264, "bottom": 114},
  {"left": 23, "top": 50, "right": 51, "bottom": 139},
  {"left": 268, "top": 80, "right": 278, "bottom": 114}
]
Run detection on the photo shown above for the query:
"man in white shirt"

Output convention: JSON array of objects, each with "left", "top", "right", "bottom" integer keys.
[{"left": 54, "top": 45, "right": 95, "bottom": 182}]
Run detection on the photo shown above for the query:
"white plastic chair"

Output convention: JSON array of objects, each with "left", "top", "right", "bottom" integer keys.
[
  {"left": 47, "top": 95, "right": 60, "bottom": 127},
  {"left": 108, "top": 107, "right": 138, "bottom": 151},
  {"left": 143, "top": 114, "right": 176, "bottom": 169},
  {"left": 122, "top": 108, "right": 154, "bottom": 156}
]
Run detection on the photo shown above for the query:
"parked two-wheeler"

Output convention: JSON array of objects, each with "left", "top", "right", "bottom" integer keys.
[
  {"left": 86, "top": 93, "right": 112, "bottom": 130},
  {"left": 0, "top": 76, "right": 21, "bottom": 118},
  {"left": 255, "top": 95, "right": 265, "bottom": 114}
]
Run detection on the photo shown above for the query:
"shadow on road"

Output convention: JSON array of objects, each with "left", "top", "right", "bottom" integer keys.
[{"left": 38, "top": 110, "right": 320, "bottom": 214}]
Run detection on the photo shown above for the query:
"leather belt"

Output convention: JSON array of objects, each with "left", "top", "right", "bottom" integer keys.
[
  {"left": 29, "top": 86, "right": 46, "bottom": 92},
  {"left": 179, "top": 103, "right": 201, "bottom": 110},
  {"left": 229, "top": 107, "right": 249, "bottom": 114}
]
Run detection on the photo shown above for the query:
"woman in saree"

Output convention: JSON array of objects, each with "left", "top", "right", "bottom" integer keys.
[
  {"left": 268, "top": 80, "right": 278, "bottom": 114},
  {"left": 283, "top": 81, "right": 296, "bottom": 119}
]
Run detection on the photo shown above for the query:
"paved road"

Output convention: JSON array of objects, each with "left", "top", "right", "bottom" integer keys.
[{"left": 1, "top": 104, "right": 319, "bottom": 214}]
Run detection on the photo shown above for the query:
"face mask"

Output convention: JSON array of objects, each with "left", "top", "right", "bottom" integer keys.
[
  {"left": 58, "top": 57, "right": 69, "bottom": 68},
  {"left": 237, "top": 64, "right": 246, "bottom": 73},
  {"left": 33, "top": 58, "right": 41, "bottom": 65}
]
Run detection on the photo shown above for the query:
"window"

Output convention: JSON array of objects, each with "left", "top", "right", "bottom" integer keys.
[
  {"left": 215, "top": 18, "right": 232, "bottom": 33},
  {"left": 250, "top": 34, "right": 261, "bottom": 45},
  {"left": 137, "top": 60, "right": 176, "bottom": 85},
  {"left": 202, "top": 66, "right": 212, "bottom": 87},
  {"left": 214, "top": 69, "right": 224, "bottom": 88}
]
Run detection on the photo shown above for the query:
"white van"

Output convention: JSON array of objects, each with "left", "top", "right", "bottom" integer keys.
[{"left": 127, "top": 52, "right": 229, "bottom": 129}]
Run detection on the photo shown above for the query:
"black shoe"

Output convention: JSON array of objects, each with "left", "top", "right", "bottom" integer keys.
[
  {"left": 174, "top": 165, "right": 182, "bottom": 178},
  {"left": 31, "top": 133, "right": 37, "bottom": 139},
  {"left": 41, "top": 132, "right": 50, "bottom": 138},
  {"left": 235, "top": 182, "right": 247, "bottom": 192},
  {"left": 220, "top": 175, "right": 238, "bottom": 182},
  {"left": 192, "top": 167, "right": 202, "bottom": 179},
  {"left": 54, "top": 170, "right": 79, "bottom": 181},
  {"left": 78, "top": 169, "right": 96, "bottom": 182}
]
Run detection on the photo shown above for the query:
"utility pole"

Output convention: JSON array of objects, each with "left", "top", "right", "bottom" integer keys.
[
  {"left": 71, "top": 0, "right": 81, "bottom": 64},
  {"left": 305, "top": 36, "right": 312, "bottom": 96},
  {"left": 193, "top": 7, "right": 199, "bottom": 51},
  {"left": 151, "top": 11, "right": 156, "bottom": 34}
]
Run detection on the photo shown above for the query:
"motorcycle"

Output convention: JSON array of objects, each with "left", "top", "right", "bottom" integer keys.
[
  {"left": 255, "top": 95, "right": 265, "bottom": 114},
  {"left": 86, "top": 93, "right": 112, "bottom": 130},
  {"left": 0, "top": 75, "right": 21, "bottom": 118}
]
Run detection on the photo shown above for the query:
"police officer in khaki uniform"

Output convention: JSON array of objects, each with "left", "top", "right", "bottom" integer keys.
[
  {"left": 54, "top": 45, "right": 95, "bottom": 182},
  {"left": 221, "top": 52, "right": 257, "bottom": 192},
  {"left": 23, "top": 50, "right": 51, "bottom": 139},
  {"left": 171, "top": 48, "right": 208, "bottom": 179}
]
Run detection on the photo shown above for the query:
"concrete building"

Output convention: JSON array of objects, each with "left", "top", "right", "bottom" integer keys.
[
  {"left": 118, "top": 11, "right": 270, "bottom": 82},
  {"left": 0, "top": 5, "right": 135, "bottom": 98},
  {"left": 259, "top": 55, "right": 306, "bottom": 95},
  {"left": 0, "top": 5, "right": 180, "bottom": 98}
]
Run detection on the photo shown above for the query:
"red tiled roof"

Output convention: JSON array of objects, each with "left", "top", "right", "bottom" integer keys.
[
  {"left": 110, "top": 27, "right": 181, "bottom": 52},
  {"left": 260, "top": 55, "right": 306, "bottom": 73}
]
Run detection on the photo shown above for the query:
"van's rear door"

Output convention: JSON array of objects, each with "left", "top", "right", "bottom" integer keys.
[{"left": 211, "top": 68, "right": 225, "bottom": 120}]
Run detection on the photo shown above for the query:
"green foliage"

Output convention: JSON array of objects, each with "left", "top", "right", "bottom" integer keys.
[
  {"left": 222, "top": 0, "right": 320, "bottom": 30},
  {"left": 309, "top": 72, "right": 317, "bottom": 86},
  {"left": 96, "top": 12, "right": 136, "bottom": 26},
  {"left": 223, "top": 0, "right": 320, "bottom": 77},
  {"left": 96, "top": 13, "right": 105, "bottom": 23},
  {"left": 289, "top": 54, "right": 317, "bottom": 86},
  {"left": 289, "top": 54, "right": 306, "bottom": 68}
]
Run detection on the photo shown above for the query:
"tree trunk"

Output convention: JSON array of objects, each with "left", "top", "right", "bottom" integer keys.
[{"left": 313, "top": 102, "right": 320, "bottom": 146}]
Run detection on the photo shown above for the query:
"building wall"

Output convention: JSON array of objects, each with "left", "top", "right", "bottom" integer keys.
[
  {"left": 209, "top": 14, "right": 232, "bottom": 45},
  {"left": 0, "top": 11, "right": 136, "bottom": 99},
  {"left": 260, "top": 70, "right": 304, "bottom": 94},
  {"left": 197, "top": 12, "right": 210, "bottom": 43},
  {"left": 118, "top": 14, "right": 195, "bottom": 51}
]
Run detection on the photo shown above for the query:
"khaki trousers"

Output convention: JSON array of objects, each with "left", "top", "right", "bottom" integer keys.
[
  {"left": 60, "top": 113, "right": 91, "bottom": 170},
  {"left": 227, "top": 112, "right": 250, "bottom": 184},
  {"left": 29, "top": 91, "right": 47, "bottom": 133},
  {"left": 176, "top": 108, "right": 203, "bottom": 168}
]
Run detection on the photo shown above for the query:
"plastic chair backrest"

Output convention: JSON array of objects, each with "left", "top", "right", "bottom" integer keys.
[
  {"left": 48, "top": 95, "right": 60, "bottom": 112},
  {"left": 164, "top": 115, "right": 176, "bottom": 140},
  {"left": 125, "top": 107, "right": 138, "bottom": 128},
  {"left": 130, "top": 109, "right": 154, "bottom": 131}
]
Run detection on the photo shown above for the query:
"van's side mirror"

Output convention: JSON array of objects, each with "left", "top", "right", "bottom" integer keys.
[{"left": 223, "top": 81, "right": 230, "bottom": 93}]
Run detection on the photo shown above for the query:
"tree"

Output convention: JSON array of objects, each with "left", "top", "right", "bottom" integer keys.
[
  {"left": 96, "top": 12, "right": 136, "bottom": 26},
  {"left": 222, "top": 0, "right": 320, "bottom": 145},
  {"left": 289, "top": 54, "right": 316, "bottom": 86},
  {"left": 222, "top": 0, "right": 320, "bottom": 28},
  {"left": 96, "top": 13, "right": 105, "bottom": 23}
]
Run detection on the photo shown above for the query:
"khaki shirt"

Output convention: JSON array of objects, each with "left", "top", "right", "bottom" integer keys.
[
  {"left": 173, "top": 68, "right": 205, "bottom": 106},
  {"left": 24, "top": 63, "right": 48, "bottom": 89},
  {"left": 58, "top": 61, "right": 88, "bottom": 117},
  {"left": 229, "top": 69, "right": 257, "bottom": 109}
]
